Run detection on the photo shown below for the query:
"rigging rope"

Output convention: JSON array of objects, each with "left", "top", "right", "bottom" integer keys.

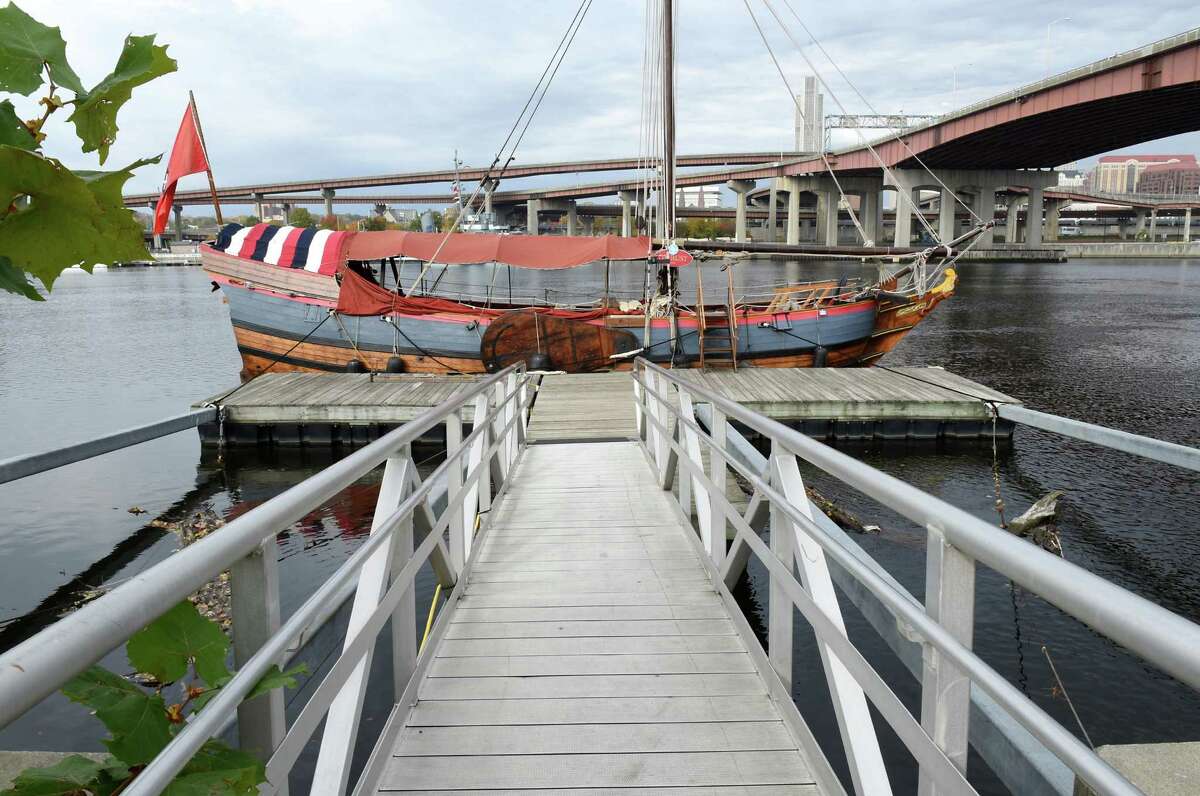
[
  {"left": 409, "top": 0, "right": 594, "bottom": 293},
  {"left": 740, "top": 0, "right": 871, "bottom": 247},
  {"left": 778, "top": 0, "right": 983, "bottom": 225}
]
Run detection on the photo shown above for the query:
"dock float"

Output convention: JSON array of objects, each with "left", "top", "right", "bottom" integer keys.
[{"left": 194, "top": 366, "right": 1019, "bottom": 446}]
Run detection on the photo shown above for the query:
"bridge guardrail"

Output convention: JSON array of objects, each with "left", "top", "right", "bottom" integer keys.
[
  {"left": 632, "top": 357, "right": 1200, "bottom": 796},
  {"left": 0, "top": 364, "right": 532, "bottom": 795}
]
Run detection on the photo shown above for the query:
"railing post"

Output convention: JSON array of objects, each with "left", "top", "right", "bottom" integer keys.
[
  {"left": 633, "top": 364, "right": 646, "bottom": 441},
  {"left": 312, "top": 453, "right": 412, "bottom": 794},
  {"left": 445, "top": 411, "right": 464, "bottom": 575},
  {"left": 391, "top": 448, "right": 417, "bottom": 703},
  {"left": 462, "top": 394, "right": 491, "bottom": 561},
  {"left": 708, "top": 405, "right": 728, "bottom": 567},
  {"left": 492, "top": 379, "right": 509, "bottom": 485},
  {"left": 677, "top": 388, "right": 712, "bottom": 546},
  {"left": 919, "top": 524, "right": 976, "bottom": 796},
  {"left": 504, "top": 372, "right": 519, "bottom": 470},
  {"left": 229, "top": 538, "right": 285, "bottom": 778},
  {"left": 771, "top": 450, "right": 893, "bottom": 796},
  {"left": 767, "top": 440, "right": 795, "bottom": 692},
  {"left": 517, "top": 376, "right": 528, "bottom": 447}
]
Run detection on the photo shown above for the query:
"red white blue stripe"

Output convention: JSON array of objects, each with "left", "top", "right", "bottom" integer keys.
[{"left": 213, "top": 223, "right": 348, "bottom": 275}]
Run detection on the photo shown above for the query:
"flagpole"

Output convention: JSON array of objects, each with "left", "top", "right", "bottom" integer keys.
[{"left": 188, "top": 90, "right": 223, "bottom": 225}]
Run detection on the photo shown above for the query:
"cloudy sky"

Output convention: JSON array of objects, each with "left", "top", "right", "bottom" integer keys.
[{"left": 17, "top": 0, "right": 1200, "bottom": 210}]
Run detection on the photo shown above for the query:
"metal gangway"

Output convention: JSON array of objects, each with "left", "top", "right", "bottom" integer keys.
[{"left": 0, "top": 360, "right": 1198, "bottom": 795}]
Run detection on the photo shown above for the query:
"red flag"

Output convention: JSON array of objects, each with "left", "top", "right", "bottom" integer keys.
[{"left": 153, "top": 103, "right": 209, "bottom": 235}]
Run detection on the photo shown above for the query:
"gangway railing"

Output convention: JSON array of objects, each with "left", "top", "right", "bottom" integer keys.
[
  {"left": 0, "top": 364, "right": 532, "bottom": 795},
  {"left": 632, "top": 357, "right": 1200, "bottom": 796}
]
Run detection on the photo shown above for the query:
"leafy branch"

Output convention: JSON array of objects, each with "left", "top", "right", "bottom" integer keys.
[
  {"left": 0, "top": 1, "right": 177, "bottom": 300},
  {"left": 0, "top": 601, "right": 305, "bottom": 796}
]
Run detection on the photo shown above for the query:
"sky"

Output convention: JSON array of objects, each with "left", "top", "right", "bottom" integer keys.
[{"left": 16, "top": 0, "right": 1200, "bottom": 211}]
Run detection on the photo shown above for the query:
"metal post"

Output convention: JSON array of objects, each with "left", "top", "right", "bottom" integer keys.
[
  {"left": 771, "top": 451, "right": 893, "bottom": 796},
  {"left": 919, "top": 524, "right": 976, "bottom": 796},
  {"left": 312, "top": 454, "right": 411, "bottom": 794},
  {"left": 708, "top": 406, "right": 728, "bottom": 566},
  {"left": 767, "top": 440, "right": 795, "bottom": 691},
  {"left": 390, "top": 450, "right": 416, "bottom": 700},
  {"left": 445, "top": 412, "right": 464, "bottom": 574},
  {"left": 229, "top": 540, "right": 285, "bottom": 772}
]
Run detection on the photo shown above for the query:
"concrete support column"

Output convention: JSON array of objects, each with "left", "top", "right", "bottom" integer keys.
[
  {"left": 785, "top": 178, "right": 801, "bottom": 245},
  {"left": 1004, "top": 196, "right": 1024, "bottom": 243},
  {"left": 251, "top": 192, "right": 264, "bottom": 222},
  {"left": 973, "top": 188, "right": 996, "bottom": 242},
  {"left": 891, "top": 189, "right": 915, "bottom": 247},
  {"left": 148, "top": 200, "right": 161, "bottom": 249},
  {"left": 565, "top": 201, "right": 577, "bottom": 236},
  {"left": 1025, "top": 184, "right": 1044, "bottom": 247},
  {"left": 618, "top": 190, "right": 636, "bottom": 237},
  {"left": 1043, "top": 199, "right": 1068, "bottom": 242},
  {"left": 767, "top": 180, "right": 779, "bottom": 242},
  {"left": 861, "top": 190, "right": 882, "bottom": 246},
  {"left": 815, "top": 191, "right": 838, "bottom": 246},
  {"left": 173, "top": 203, "right": 183, "bottom": 240},
  {"left": 1184, "top": 207, "right": 1192, "bottom": 242},
  {"left": 583, "top": 216, "right": 594, "bottom": 236},
  {"left": 727, "top": 180, "right": 756, "bottom": 243},
  {"left": 527, "top": 199, "right": 541, "bottom": 236},
  {"left": 938, "top": 187, "right": 957, "bottom": 243},
  {"left": 321, "top": 187, "right": 335, "bottom": 220},
  {"left": 1148, "top": 208, "right": 1158, "bottom": 241},
  {"left": 1134, "top": 208, "right": 1147, "bottom": 237}
]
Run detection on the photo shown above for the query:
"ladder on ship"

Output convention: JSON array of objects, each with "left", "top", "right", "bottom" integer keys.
[{"left": 696, "top": 264, "right": 739, "bottom": 369}]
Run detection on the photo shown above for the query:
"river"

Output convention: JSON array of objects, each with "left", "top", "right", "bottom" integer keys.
[{"left": 0, "top": 259, "right": 1196, "bottom": 793}]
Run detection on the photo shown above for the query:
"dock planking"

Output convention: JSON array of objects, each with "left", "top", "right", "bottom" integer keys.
[
  {"left": 372, "top": 441, "right": 820, "bottom": 794},
  {"left": 194, "top": 366, "right": 1020, "bottom": 445}
]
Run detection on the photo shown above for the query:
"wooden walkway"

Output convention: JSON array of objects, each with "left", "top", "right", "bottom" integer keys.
[
  {"left": 375, "top": 441, "right": 819, "bottom": 793},
  {"left": 526, "top": 372, "right": 638, "bottom": 443}
]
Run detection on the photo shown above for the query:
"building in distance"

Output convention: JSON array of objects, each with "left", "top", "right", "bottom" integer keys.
[
  {"left": 1135, "top": 159, "right": 1200, "bottom": 195},
  {"left": 1089, "top": 154, "right": 1197, "bottom": 193}
]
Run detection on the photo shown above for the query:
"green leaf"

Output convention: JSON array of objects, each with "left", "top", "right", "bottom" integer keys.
[
  {"left": 0, "top": 100, "right": 35, "bottom": 150},
  {"left": 0, "top": 754, "right": 102, "bottom": 796},
  {"left": 61, "top": 667, "right": 172, "bottom": 767},
  {"left": 245, "top": 663, "right": 306, "bottom": 702},
  {"left": 163, "top": 741, "right": 263, "bottom": 796},
  {"left": 0, "top": 147, "right": 155, "bottom": 290},
  {"left": 68, "top": 33, "right": 176, "bottom": 164},
  {"left": 127, "top": 601, "right": 231, "bottom": 688},
  {"left": 0, "top": 255, "right": 42, "bottom": 299},
  {"left": 0, "top": 3, "right": 84, "bottom": 96}
]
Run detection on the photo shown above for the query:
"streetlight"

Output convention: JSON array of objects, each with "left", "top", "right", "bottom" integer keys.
[{"left": 1044, "top": 17, "right": 1071, "bottom": 75}]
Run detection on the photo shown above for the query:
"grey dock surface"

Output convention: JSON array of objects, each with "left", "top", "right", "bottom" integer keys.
[
  {"left": 196, "top": 367, "right": 1019, "bottom": 444},
  {"left": 374, "top": 441, "right": 819, "bottom": 793},
  {"left": 526, "top": 372, "right": 638, "bottom": 443}
]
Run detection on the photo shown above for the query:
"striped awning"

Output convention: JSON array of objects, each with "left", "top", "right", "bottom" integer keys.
[{"left": 213, "top": 223, "right": 349, "bottom": 275}]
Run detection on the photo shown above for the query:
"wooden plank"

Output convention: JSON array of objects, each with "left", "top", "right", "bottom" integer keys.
[
  {"left": 418, "top": 673, "right": 766, "bottom": 700},
  {"left": 436, "top": 635, "right": 747, "bottom": 657},
  {"left": 405, "top": 695, "right": 782, "bottom": 726},
  {"left": 377, "top": 751, "right": 812, "bottom": 790},
  {"left": 443, "top": 619, "right": 736, "bottom": 639},
  {"left": 427, "top": 652, "right": 756, "bottom": 677},
  {"left": 393, "top": 721, "right": 793, "bottom": 755}
]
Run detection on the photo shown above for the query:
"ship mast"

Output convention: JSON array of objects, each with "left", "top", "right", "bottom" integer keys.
[{"left": 656, "top": 0, "right": 675, "bottom": 242}]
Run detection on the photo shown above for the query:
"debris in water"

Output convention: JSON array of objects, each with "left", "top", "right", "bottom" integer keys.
[
  {"left": 806, "top": 487, "right": 879, "bottom": 534},
  {"left": 1006, "top": 490, "right": 1065, "bottom": 556},
  {"left": 127, "top": 506, "right": 147, "bottom": 515}
]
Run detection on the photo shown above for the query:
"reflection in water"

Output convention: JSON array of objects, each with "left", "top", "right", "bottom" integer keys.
[{"left": 0, "top": 261, "right": 1196, "bottom": 794}]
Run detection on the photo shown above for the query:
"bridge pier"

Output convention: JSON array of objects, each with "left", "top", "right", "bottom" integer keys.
[
  {"left": 618, "top": 190, "right": 637, "bottom": 237},
  {"left": 526, "top": 199, "right": 541, "bottom": 236},
  {"left": 816, "top": 190, "right": 839, "bottom": 245},
  {"left": 147, "top": 200, "right": 161, "bottom": 249},
  {"left": 1134, "top": 208, "right": 1148, "bottom": 238},
  {"left": 785, "top": 178, "right": 801, "bottom": 245},
  {"left": 173, "top": 203, "right": 183, "bottom": 241},
  {"left": 1185, "top": 208, "right": 1192, "bottom": 242},
  {"left": 1044, "top": 199, "right": 1070, "bottom": 242},
  {"left": 885, "top": 170, "right": 919, "bottom": 246},
  {"left": 281, "top": 202, "right": 293, "bottom": 225},
  {"left": 322, "top": 188, "right": 335, "bottom": 220},
  {"left": 566, "top": 201, "right": 577, "bottom": 236},
  {"left": 860, "top": 189, "right": 882, "bottom": 247},
  {"left": 972, "top": 189, "right": 996, "bottom": 242},
  {"left": 251, "top": 192, "right": 264, "bottom": 222},
  {"left": 1148, "top": 208, "right": 1158, "bottom": 241},
  {"left": 938, "top": 187, "right": 957, "bottom": 243},
  {"left": 1004, "top": 196, "right": 1024, "bottom": 243},
  {"left": 727, "top": 180, "right": 756, "bottom": 243},
  {"left": 1025, "top": 185, "right": 1044, "bottom": 247},
  {"left": 767, "top": 181, "right": 779, "bottom": 242}
]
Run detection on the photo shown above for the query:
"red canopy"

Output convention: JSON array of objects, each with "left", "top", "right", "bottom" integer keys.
[{"left": 345, "top": 231, "right": 654, "bottom": 269}]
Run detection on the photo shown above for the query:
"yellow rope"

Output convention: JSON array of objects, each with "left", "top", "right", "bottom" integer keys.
[
  {"left": 419, "top": 583, "right": 441, "bottom": 654},
  {"left": 419, "top": 514, "right": 482, "bottom": 653}
]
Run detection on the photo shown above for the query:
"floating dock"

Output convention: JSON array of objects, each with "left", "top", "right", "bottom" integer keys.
[{"left": 194, "top": 367, "right": 1019, "bottom": 446}]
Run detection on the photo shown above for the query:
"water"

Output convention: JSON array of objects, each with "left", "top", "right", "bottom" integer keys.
[{"left": 0, "top": 260, "right": 1196, "bottom": 793}]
